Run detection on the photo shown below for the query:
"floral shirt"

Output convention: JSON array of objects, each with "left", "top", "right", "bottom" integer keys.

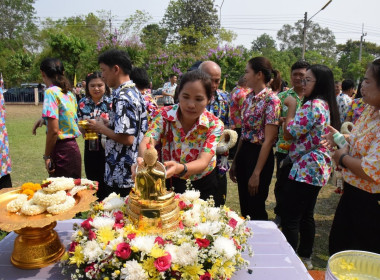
[
  {"left": 145, "top": 104, "right": 223, "bottom": 181},
  {"left": 140, "top": 89, "right": 158, "bottom": 123},
  {"left": 343, "top": 105, "right": 380, "bottom": 193},
  {"left": 336, "top": 93, "right": 352, "bottom": 124},
  {"left": 162, "top": 82, "right": 177, "bottom": 105},
  {"left": 0, "top": 88, "right": 11, "bottom": 177},
  {"left": 77, "top": 95, "right": 112, "bottom": 121},
  {"left": 207, "top": 89, "right": 229, "bottom": 127},
  {"left": 288, "top": 99, "right": 332, "bottom": 187},
  {"left": 105, "top": 81, "right": 148, "bottom": 188},
  {"left": 276, "top": 88, "right": 303, "bottom": 154},
  {"left": 229, "top": 86, "right": 250, "bottom": 129},
  {"left": 346, "top": 98, "right": 365, "bottom": 124},
  {"left": 42, "top": 86, "right": 81, "bottom": 139},
  {"left": 241, "top": 88, "right": 280, "bottom": 144}
]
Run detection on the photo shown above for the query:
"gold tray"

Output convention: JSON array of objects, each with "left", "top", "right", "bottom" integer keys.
[{"left": 0, "top": 187, "right": 98, "bottom": 232}]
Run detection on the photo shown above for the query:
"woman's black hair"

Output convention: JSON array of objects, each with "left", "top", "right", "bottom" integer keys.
[
  {"left": 368, "top": 58, "right": 380, "bottom": 88},
  {"left": 270, "top": 69, "right": 282, "bottom": 92},
  {"left": 40, "top": 58, "right": 71, "bottom": 94},
  {"left": 303, "top": 64, "right": 341, "bottom": 130},
  {"left": 130, "top": 67, "right": 150, "bottom": 90},
  {"left": 355, "top": 80, "right": 363, "bottom": 99},
  {"left": 175, "top": 69, "right": 212, "bottom": 101},
  {"left": 247, "top": 56, "right": 275, "bottom": 84},
  {"left": 85, "top": 72, "right": 110, "bottom": 97}
]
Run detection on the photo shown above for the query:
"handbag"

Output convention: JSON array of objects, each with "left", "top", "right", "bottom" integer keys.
[{"left": 279, "top": 144, "right": 321, "bottom": 169}]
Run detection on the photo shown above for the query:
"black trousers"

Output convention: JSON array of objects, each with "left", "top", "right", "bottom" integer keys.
[
  {"left": 84, "top": 139, "right": 108, "bottom": 201},
  {"left": 281, "top": 179, "right": 321, "bottom": 258},
  {"left": 229, "top": 128, "right": 242, "bottom": 159},
  {"left": 0, "top": 174, "right": 12, "bottom": 188},
  {"left": 167, "top": 168, "right": 223, "bottom": 206},
  {"left": 235, "top": 141, "right": 274, "bottom": 220},
  {"left": 274, "top": 152, "right": 290, "bottom": 217},
  {"left": 329, "top": 182, "right": 380, "bottom": 255}
]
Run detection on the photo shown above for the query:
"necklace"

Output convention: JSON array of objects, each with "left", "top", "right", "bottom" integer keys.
[{"left": 352, "top": 105, "right": 379, "bottom": 139}]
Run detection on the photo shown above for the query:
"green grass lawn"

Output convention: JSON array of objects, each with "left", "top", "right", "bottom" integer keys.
[{"left": 3, "top": 104, "right": 340, "bottom": 270}]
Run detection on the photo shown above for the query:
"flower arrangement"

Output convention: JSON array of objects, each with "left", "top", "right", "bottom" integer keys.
[
  {"left": 61, "top": 190, "right": 253, "bottom": 280},
  {"left": 21, "top": 182, "right": 42, "bottom": 199}
]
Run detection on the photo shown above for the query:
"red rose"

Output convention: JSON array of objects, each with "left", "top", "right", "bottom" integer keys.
[
  {"left": 113, "top": 211, "right": 124, "bottom": 223},
  {"left": 155, "top": 236, "right": 165, "bottom": 246},
  {"left": 68, "top": 241, "right": 78, "bottom": 252},
  {"left": 84, "top": 263, "right": 95, "bottom": 273},
  {"left": 74, "top": 178, "right": 81, "bottom": 185},
  {"left": 195, "top": 238, "right": 210, "bottom": 249},
  {"left": 228, "top": 218, "right": 237, "bottom": 229},
  {"left": 81, "top": 218, "right": 93, "bottom": 231},
  {"left": 88, "top": 230, "right": 96, "bottom": 240},
  {"left": 179, "top": 201, "right": 187, "bottom": 210},
  {"left": 178, "top": 220, "right": 184, "bottom": 229},
  {"left": 113, "top": 223, "right": 124, "bottom": 229},
  {"left": 115, "top": 242, "right": 131, "bottom": 260},
  {"left": 200, "top": 272, "right": 212, "bottom": 280},
  {"left": 127, "top": 233, "right": 136, "bottom": 240},
  {"left": 154, "top": 253, "right": 172, "bottom": 272}
]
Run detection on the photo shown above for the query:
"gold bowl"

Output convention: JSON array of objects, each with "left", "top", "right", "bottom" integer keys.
[
  {"left": 326, "top": 250, "right": 380, "bottom": 280},
  {"left": 0, "top": 188, "right": 97, "bottom": 269}
]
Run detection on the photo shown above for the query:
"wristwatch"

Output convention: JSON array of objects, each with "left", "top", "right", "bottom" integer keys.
[
  {"left": 178, "top": 163, "right": 187, "bottom": 177},
  {"left": 43, "top": 155, "right": 51, "bottom": 160}
]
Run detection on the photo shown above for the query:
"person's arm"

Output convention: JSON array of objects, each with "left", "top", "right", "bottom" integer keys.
[
  {"left": 44, "top": 118, "right": 59, "bottom": 173},
  {"left": 32, "top": 118, "right": 46, "bottom": 135},
  {"left": 164, "top": 152, "right": 213, "bottom": 178},
  {"left": 88, "top": 119, "right": 135, "bottom": 146},
  {"left": 283, "top": 96, "right": 297, "bottom": 140},
  {"left": 248, "top": 124, "right": 278, "bottom": 195}
]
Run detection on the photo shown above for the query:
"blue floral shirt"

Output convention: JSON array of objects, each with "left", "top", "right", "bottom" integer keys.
[
  {"left": 336, "top": 93, "right": 352, "bottom": 123},
  {"left": 0, "top": 88, "right": 11, "bottom": 177},
  {"left": 77, "top": 95, "right": 112, "bottom": 121},
  {"left": 288, "top": 99, "right": 332, "bottom": 187},
  {"left": 207, "top": 90, "right": 229, "bottom": 127},
  {"left": 105, "top": 81, "right": 148, "bottom": 188}
]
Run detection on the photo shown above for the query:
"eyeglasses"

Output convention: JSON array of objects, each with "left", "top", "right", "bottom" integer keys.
[{"left": 301, "top": 79, "right": 316, "bottom": 85}]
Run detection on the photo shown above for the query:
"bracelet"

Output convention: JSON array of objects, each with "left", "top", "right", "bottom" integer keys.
[
  {"left": 177, "top": 163, "right": 187, "bottom": 177},
  {"left": 338, "top": 153, "right": 349, "bottom": 169},
  {"left": 43, "top": 155, "right": 51, "bottom": 160}
]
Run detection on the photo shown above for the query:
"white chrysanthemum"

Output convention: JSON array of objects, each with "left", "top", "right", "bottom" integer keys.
[
  {"left": 130, "top": 236, "right": 155, "bottom": 254},
  {"left": 44, "top": 177, "right": 75, "bottom": 192},
  {"left": 176, "top": 242, "right": 198, "bottom": 266},
  {"left": 181, "top": 190, "right": 200, "bottom": 202},
  {"left": 213, "top": 236, "right": 237, "bottom": 259},
  {"left": 195, "top": 221, "right": 223, "bottom": 236},
  {"left": 182, "top": 210, "right": 201, "bottom": 227},
  {"left": 33, "top": 190, "right": 67, "bottom": 207},
  {"left": 120, "top": 260, "right": 148, "bottom": 280},
  {"left": 7, "top": 194, "right": 28, "bottom": 212},
  {"left": 164, "top": 244, "right": 179, "bottom": 262},
  {"left": 204, "top": 207, "right": 221, "bottom": 221},
  {"left": 46, "top": 196, "right": 75, "bottom": 215},
  {"left": 102, "top": 192, "right": 122, "bottom": 203},
  {"left": 226, "top": 211, "right": 244, "bottom": 227},
  {"left": 20, "top": 199, "right": 46, "bottom": 215},
  {"left": 103, "top": 196, "right": 124, "bottom": 211},
  {"left": 83, "top": 240, "right": 103, "bottom": 262},
  {"left": 90, "top": 216, "right": 115, "bottom": 229}
]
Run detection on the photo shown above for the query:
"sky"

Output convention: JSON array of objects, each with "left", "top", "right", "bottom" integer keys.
[{"left": 33, "top": 0, "right": 380, "bottom": 48}]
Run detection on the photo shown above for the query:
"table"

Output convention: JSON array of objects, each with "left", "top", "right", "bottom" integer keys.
[{"left": 0, "top": 220, "right": 313, "bottom": 280}]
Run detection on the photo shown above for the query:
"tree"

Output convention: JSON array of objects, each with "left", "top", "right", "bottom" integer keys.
[
  {"left": 251, "top": 33, "right": 276, "bottom": 54},
  {"left": 120, "top": 10, "right": 152, "bottom": 41},
  {"left": 141, "top": 24, "right": 168, "bottom": 55},
  {"left": 162, "top": 0, "right": 219, "bottom": 46},
  {"left": 277, "top": 19, "right": 336, "bottom": 58}
]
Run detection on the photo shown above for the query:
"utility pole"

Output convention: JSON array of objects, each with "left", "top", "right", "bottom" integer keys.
[
  {"left": 301, "top": 0, "right": 332, "bottom": 59},
  {"left": 359, "top": 23, "right": 367, "bottom": 62},
  {"left": 109, "top": 10, "right": 112, "bottom": 35}
]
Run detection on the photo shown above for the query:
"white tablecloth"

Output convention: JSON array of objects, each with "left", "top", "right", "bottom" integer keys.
[{"left": 0, "top": 220, "right": 313, "bottom": 280}]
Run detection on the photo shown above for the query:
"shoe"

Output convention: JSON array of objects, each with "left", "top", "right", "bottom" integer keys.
[
  {"left": 273, "top": 215, "right": 281, "bottom": 227},
  {"left": 300, "top": 257, "right": 313, "bottom": 270}
]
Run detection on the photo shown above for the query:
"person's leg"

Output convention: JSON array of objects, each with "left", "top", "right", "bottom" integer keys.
[
  {"left": 215, "top": 171, "right": 227, "bottom": 206},
  {"left": 0, "top": 174, "right": 12, "bottom": 188},
  {"left": 274, "top": 152, "right": 288, "bottom": 220},
  {"left": 297, "top": 184, "right": 321, "bottom": 258}
]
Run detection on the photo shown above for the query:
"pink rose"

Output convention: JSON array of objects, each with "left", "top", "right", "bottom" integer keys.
[
  {"left": 81, "top": 218, "right": 93, "bottom": 231},
  {"left": 195, "top": 238, "right": 210, "bottom": 249},
  {"left": 68, "top": 241, "right": 78, "bottom": 252},
  {"left": 179, "top": 220, "right": 184, "bottom": 229},
  {"left": 115, "top": 242, "right": 131, "bottom": 260},
  {"left": 113, "top": 211, "right": 124, "bottom": 223},
  {"left": 127, "top": 233, "right": 136, "bottom": 240},
  {"left": 228, "top": 218, "right": 237, "bottom": 229},
  {"left": 154, "top": 254, "right": 172, "bottom": 272},
  {"left": 179, "top": 201, "right": 187, "bottom": 210},
  {"left": 113, "top": 223, "right": 124, "bottom": 229},
  {"left": 88, "top": 230, "right": 96, "bottom": 240},
  {"left": 200, "top": 272, "right": 212, "bottom": 280},
  {"left": 155, "top": 236, "right": 165, "bottom": 246},
  {"left": 84, "top": 263, "right": 95, "bottom": 273}
]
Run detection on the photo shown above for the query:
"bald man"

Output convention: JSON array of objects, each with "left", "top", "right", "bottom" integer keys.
[{"left": 199, "top": 61, "right": 230, "bottom": 206}]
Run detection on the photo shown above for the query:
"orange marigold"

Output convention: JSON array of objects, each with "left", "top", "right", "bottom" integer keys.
[{"left": 21, "top": 189, "right": 35, "bottom": 200}]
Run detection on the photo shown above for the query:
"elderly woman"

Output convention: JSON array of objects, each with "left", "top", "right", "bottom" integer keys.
[{"left": 324, "top": 58, "right": 380, "bottom": 255}]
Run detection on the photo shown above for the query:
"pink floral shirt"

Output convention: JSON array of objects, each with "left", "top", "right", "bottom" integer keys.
[
  {"left": 229, "top": 86, "right": 250, "bottom": 129},
  {"left": 343, "top": 105, "right": 380, "bottom": 193},
  {"left": 241, "top": 88, "right": 280, "bottom": 144},
  {"left": 145, "top": 104, "right": 224, "bottom": 180},
  {"left": 0, "top": 89, "right": 11, "bottom": 177},
  {"left": 288, "top": 99, "right": 332, "bottom": 187}
]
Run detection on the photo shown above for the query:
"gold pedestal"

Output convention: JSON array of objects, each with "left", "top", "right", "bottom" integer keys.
[{"left": 11, "top": 222, "right": 65, "bottom": 269}]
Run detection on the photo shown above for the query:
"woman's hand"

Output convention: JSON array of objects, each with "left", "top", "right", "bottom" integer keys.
[
  {"left": 131, "top": 157, "right": 144, "bottom": 181},
  {"left": 87, "top": 119, "right": 106, "bottom": 134},
  {"left": 248, "top": 172, "right": 260, "bottom": 196},
  {"left": 44, "top": 158, "right": 55, "bottom": 174},
  {"left": 32, "top": 118, "right": 45, "bottom": 135},
  {"left": 321, "top": 125, "right": 339, "bottom": 151},
  {"left": 164, "top": 161, "right": 181, "bottom": 178},
  {"left": 332, "top": 145, "right": 349, "bottom": 166},
  {"left": 229, "top": 161, "right": 237, "bottom": 183}
]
